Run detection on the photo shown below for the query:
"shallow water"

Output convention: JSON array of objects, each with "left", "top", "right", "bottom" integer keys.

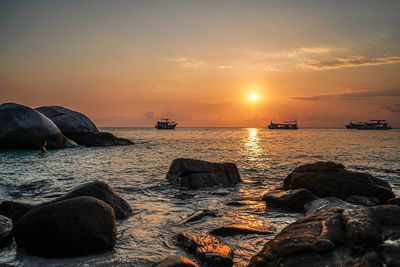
[{"left": 1, "top": 128, "right": 399, "bottom": 266}]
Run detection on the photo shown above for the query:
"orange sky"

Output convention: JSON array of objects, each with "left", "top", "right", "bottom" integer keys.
[{"left": 1, "top": 1, "right": 399, "bottom": 127}]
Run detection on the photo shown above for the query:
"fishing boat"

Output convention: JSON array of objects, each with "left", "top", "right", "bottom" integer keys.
[
  {"left": 155, "top": 118, "right": 177, "bottom": 129},
  {"left": 268, "top": 120, "right": 299, "bottom": 129},
  {"left": 345, "top": 120, "right": 391, "bottom": 130}
]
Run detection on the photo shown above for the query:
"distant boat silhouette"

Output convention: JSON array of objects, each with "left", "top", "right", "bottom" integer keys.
[
  {"left": 268, "top": 120, "right": 298, "bottom": 129},
  {"left": 345, "top": 120, "right": 391, "bottom": 130},
  {"left": 155, "top": 118, "right": 177, "bottom": 129}
]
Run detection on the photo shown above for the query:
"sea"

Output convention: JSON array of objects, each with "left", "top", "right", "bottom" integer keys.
[{"left": 1, "top": 128, "right": 399, "bottom": 266}]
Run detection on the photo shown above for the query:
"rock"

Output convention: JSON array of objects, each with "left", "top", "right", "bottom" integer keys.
[
  {"left": 153, "top": 255, "right": 199, "bottom": 267},
  {"left": 0, "top": 215, "right": 13, "bottom": 249},
  {"left": 166, "top": 158, "right": 241, "bottom": 189},
  {"left": 210, "top": 221, "right": 275, "bottom": 236},
  {"left": 304, "top": 197, "right": 360, "bottom": 215},
  {"left": 262, "top": 189, "right": 317, "bottom": 212},
  {"left": 283, "top": 161, "right": 395, "bottom": 202},
  {"left": 0, "top": 103, "right": 77, "bottom": 149},
  {"left": 248, "top": 205, "right": 400, "bottom": 267},
  {"left": 248, "top": 209, "right": 346, "bottom": 267},
  {"left": 345, "top": 195, "right": 380, "bottom": 206},
  {"left": 0, "top": 181, "right": 132, "bottom": 221},
  {"left": 36, "top": 106, "right": 133, "bottom": 147},
  {"left": 180, "top": 209, "right": 218, "bottom": 224},
  {"left": 387, "top": 197, "right": 400, "bottom": 206},
  {"left": 377, "top": 240, "right": 400, "bottom": 267},
  {"left": 0, "top": 200, "right": 36, "bottom": 222},
  {"left": 176, "top": 232, "right": 234, "bottom": 267},
  {"left": 49, "top": 180, "right": 132, "bottom": 220},
  {"left": 13, "top": 196, "right": 117, "bottom": 258}
]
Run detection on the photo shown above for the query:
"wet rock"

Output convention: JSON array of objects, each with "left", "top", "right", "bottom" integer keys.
[
  {"left": 345, "top": 195, "right": 380, "bottom": 206},
  {"left": 248, "top": 209, "right": 346, "bottom": 267},
  {"left": 153, "top": 255, "right": 199, "bottom": 267},
  {"left": 304, "top": 197, "right": 360, "bottom": 215},
  {"left": 176, "top": 232, "right": 234, "bottom": 267},
  {"left": 248, "top": 205, "right": 400, "bottom": 267},
  {"left": 226, "top": 201, "right": 248, "bottom": 207},
  {"left": 262, "top": 189, "right": 317, "bottom": 212},
  {"left": 37, "top": 106, "right": 133, "bottom": 147},
  {"left": 210, "top": 221, "right": 275, "bottom": 236},
  {"left": 0, "top": 200, "right": 36, "bottom": 222},
  {"left": 0, "top": 103, "right": 77, "bottom": 149},
  {"left": 387, "top": 197, "right": 400, "bottom": 206},
  {"left": 49, "top": 180, "right": 132, "bottom": 220},
  {"left": 0, "top": 215, "right": 12, "bottom": 249},
  {"left": 166, "top": 158, "right": 241, "bottom": 189},
  {"left": 283, "top": 161, "right": 395, "bottom": 202},
  {"left": 180, "top": 209, "right": 218, "bottom": 224},
  {"left": 13, "top": 196, "right": 117, "bottom": 258},
  {"left": 0, "top": 181, "right": 132, "bottom": 221},
  {"left": 376, "top": 240, "right": 400, "bottom": 267}
]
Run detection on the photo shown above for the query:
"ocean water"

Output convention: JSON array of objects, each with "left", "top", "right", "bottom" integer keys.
[{"left": 0, "top": 128, "right": 399, "bottom": 266}]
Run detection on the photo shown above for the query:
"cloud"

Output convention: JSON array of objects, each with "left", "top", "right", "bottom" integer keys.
[
  {"left": 291, "top": 88, "right": 400, "bottom": 101},
  {"left": 165, "top": 57, "right": 205, "bottom": 69},
  {"left": 217, "top": 65, "right": 233, "bottom": 69},
  {"left": 302, "top": 55, "right": 400, "bottom": 70},
  {"left": 388, "top": 104, "right": 400, "bottom": 113}
]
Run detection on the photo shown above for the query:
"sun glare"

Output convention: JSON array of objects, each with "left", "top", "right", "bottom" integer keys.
[{"left": 248, "top": 92, "right": 259, "bottom": 102}]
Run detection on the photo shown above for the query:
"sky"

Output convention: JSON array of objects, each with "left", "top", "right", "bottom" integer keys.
[{"left": 1, "top": 0, "right": 399, "bottom": 127}]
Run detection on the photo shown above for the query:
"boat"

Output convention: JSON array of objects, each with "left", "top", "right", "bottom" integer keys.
[
  {"left": 155, "top": 118, "right": 177, "bottom": 129},
  {"left": 268, "top": 120, "right": 298, "bottom": 129},
  {"left": 345, "top": 120, "right": 391, "bottom": 130}
]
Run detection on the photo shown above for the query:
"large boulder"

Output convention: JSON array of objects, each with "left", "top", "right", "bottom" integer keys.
[
  {"left": 248, "top": 205, "right": 400, "bottom": 267},
  {"left": 0, "top": 103, "right": 77, "bottom": 149},
  {"left": 36, "top": 106, "right": 133, "bottom": 147},
  {"left": 166, "top": 158, "right": 241, "bottom": 189},
  {"left": 13, "top": 196, "right": 117, "bottom": 258},
  {"left": 0, "top": 181, "right": 132, "bottom": 221},
  {"left": 153, "top": 255, "right": 199, "bottom": 267},
  {"left": 176, "top": 232, "right": 234, "bottom": 267},
  {"left": 283, "top": 161, "right": 395, "bottom": 202},
  {"left": 262, "top": 189, "right": 317, "bottom": 212},
  {"left": 0, "top": 215, "right": 12, "bottom": 249}
]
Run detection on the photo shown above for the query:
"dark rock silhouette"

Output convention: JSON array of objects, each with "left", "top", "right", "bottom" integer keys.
[
  {"left": 248, "top": 205, "right": 400, "bottom": 267},
  {"left": 0, "top": 181, "right": 132, "bottom": 221},
  {"left": 0, "top": 215, "right": 12, "bottom": 249},
  {"left": 13, "top": 196, "right": 117, "bottom": 258},
  {"left": 180, "top": 209, "right": 218, "bottom": 224},
  {"left": 176, "top": 232, "right": 234, "bottom": 267},
  {"left": 0, "top": 103, "right": 77, "bottom": 149},
  {"left": 36, "top": 106, "right": 133, "bottom": 147},
  {"left": 166, "top": 158, "right": 241, "bottom": 189},
  {"left": 262, "top": 189, "right": 317, "bottom": 212},
  {"left": 153, "top": 255, "right": 199, "bottom": 267},
  {"left": 283, "top": 161, "right": 395, "bottom": 202},
  {"left": 345, "top": 195, "right": 380, "bottom": 206}
]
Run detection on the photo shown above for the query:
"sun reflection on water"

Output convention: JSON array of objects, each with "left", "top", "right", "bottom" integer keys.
[{"left": 244, "top": 128, "right": 262, "bottom": 161}]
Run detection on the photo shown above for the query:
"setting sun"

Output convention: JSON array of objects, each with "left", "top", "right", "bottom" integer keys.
[{"left": 248, "top": 92, "right": 259, "bottom": 102}]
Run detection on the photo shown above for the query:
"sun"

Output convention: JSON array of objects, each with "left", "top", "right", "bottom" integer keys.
[{"left": 248, "top": 92, "right": 259, "bottom": 102}]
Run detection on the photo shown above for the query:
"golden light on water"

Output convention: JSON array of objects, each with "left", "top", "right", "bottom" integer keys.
[{"left": 244, "top": 128, "right": 262, "bottom": 161}]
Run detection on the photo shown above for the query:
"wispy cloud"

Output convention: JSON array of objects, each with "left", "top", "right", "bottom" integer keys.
[
  {"left": 165, "top": 57, "right": 205, "bottom": 69},
  {"left": 302, "top": 55, "right": 400, "bottom": 70},
  {"left": 291, "top": 88, "right": 400, "bottom": 101},
  {"left": 217, "top": 65, "right": 233, "bottom": 69}
]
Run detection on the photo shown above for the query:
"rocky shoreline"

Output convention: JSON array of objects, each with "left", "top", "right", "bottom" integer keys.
[{"left": 0, "top": 158, "right": 399, "bottom": 266}]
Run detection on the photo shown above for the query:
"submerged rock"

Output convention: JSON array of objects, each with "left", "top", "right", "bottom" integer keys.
[
  {"left": 176, "top": 232, "right": 234, "bottom": 267},
  {"left": 166, "top": 158, "right": 241, "bottom": 189},
  {"left": 248, "top": 205, "right": 400, "bottom": 267},
  {"left": 153, "top": 255, "right": 199, "bottom": 267},
  {"left": 210, "top": 222, "right": 276, "bottom": 236},
  {"left": 13, "top": 196, "right": 117, "bottom": 258},
  {"left": 0, "top": 215, "right": 12, "bottom": 249},
  {"left": 0, "top": 103, "right": 77, "bottom": 149},
  {"left": 283, "top": 161, "right": 395, "bottom": 202},
  {"left": 262, "top": 189, "right": 317, "bottom": 212},
  {"left": 36, "top": 106, "right": 133, "bottom": 147},
  {"left": 0, "top": 181, "right": 132, "bottom": 221},
  {"left": 304, "top": 197, "right": 360, "bottom": 215},
  {"left": 180, "top": 209, "right": 218, "bottom": 224}
]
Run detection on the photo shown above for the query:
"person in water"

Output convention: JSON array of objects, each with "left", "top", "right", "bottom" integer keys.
[{"left": 39, "top": 140, "right": 47, "bottom": 154}]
